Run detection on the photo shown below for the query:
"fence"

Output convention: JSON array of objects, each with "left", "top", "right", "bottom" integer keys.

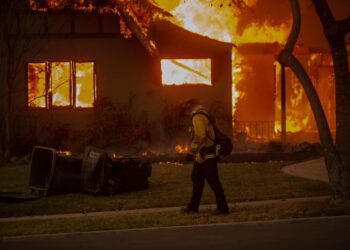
[{"left": 233, "top": 120, "right": 276, "bottom": 141}]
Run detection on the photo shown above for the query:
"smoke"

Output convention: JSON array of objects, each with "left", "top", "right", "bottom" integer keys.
[{"left": 235, "top": 0, "right": 290, "bottom": 33}]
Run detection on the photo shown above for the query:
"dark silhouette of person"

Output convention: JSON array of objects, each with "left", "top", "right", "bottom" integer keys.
[{"left": 182, "top": 103, "right": 229, "bottom": 215}]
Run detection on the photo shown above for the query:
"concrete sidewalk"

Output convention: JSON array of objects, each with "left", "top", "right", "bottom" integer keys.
[
  {"left": 282, "top": 157, "right": 328, "bottom": 182},
  {"left": 0, "top": 195, "right": 330, "bottom": 223}
]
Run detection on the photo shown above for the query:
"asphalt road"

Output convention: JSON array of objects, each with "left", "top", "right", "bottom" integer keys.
[{"left": 1, "top": 216, "right": 350, "bottom": 250}]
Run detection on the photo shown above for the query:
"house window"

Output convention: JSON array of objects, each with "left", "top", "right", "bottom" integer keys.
[
  {"left": 161, "top": 59, "right": 212, "bottom": 86},
  {"left": 27, "top": 61, "right": 95, "bottom": 108},
  {"left": 27, "top": 63, "right": 47, "bottom": 108},
  {"left": 75, "top": 62, "right": 95, "bottom": 108},
  {"left": 51, "top": 62, "right": 71, "bottom": 107}
]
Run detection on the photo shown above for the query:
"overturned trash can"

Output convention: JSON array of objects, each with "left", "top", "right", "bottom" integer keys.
[
  {"left": 0, "top": 146, "right": 82, "bottom": 201},
  {"left": 49, "top": 154, "right": 82, "bottom": 195},
  {"left": 1, "top": 146, "right": 152, "bottom": 201},
  {"left": 110, "top": 157, "right": 152, "bottom": 192},
  {"left": 80, "top": 146, "right": 109, "bottom": 195},
  {"left": 29, "top": 146, "right": 57, "bottom": 196},
  {"left": 30, "top": 146, "right": 82, "bottom": 195},
  {"left": 81, "top": 146, "right": 152, "bottom": 195}
]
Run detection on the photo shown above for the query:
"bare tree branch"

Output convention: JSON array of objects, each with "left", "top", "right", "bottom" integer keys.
[
  {"left": 311, "top": 0, "right": 350, "bottom": 38},
  {"left": 284, "top": 0, "right": 301, "bottom": 52},
  {"left": 311, "top": 0, "right": 335, "bottom": 29},
  {"left": 337, "top": 17, "right": 350, "bottom": 35}
]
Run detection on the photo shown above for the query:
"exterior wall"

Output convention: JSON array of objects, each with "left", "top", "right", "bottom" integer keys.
[
  {"left": 11, "top": 12, "right": 232, "bottom": 153},
  {"left": 235, "top": 45, "right": 278, "bottom": 140}
]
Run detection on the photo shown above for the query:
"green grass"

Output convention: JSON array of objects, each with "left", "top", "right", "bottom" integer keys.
[
  {"left": 1, "top": 199, "right": 349, "bottom": 237},
  {"left": 0, "top": 162, "right": 331, "bottom": 217}
]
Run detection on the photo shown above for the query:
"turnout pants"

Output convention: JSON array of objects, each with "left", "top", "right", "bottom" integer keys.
[{"left": 188, "top": 158, "right": 228, "bottom": 211}]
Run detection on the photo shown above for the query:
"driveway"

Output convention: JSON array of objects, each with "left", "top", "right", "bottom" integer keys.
[{"left": 282, "top": 157, "right": 328, "bottom": 182}]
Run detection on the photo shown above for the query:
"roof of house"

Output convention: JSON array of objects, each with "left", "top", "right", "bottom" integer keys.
[
  {"left": 28, "top": 1, "right": 235, "bottom": 57},
  {"left": 149, "top": 20, "right": 235, "bottom": 58}
]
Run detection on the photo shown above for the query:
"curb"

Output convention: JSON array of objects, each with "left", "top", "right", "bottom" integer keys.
[
  {"left": 3, "top": 214, "right": 350, "bottom": 240},
  {"left": 0, "top": 195, "right": 331, "bottom": 223}
]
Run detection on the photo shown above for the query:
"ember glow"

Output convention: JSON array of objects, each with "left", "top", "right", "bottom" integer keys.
[
  {"left": 175, "top": 144, "right": 189, "bottom": 154},
  {"left": 57, "top": 150, "right": 72, "bottom": 156},
  {"left": 161, "top": 59, "right": 211, "bottom": 85}
]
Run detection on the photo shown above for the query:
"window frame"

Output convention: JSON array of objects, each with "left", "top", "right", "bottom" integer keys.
[
  {"left": 26, "top": 60, "right": 96, "bottom": 110},
  {"left": 160, "top": 58, "right": 213, "bottom": 86},
  {"left": 49, "top": 60, "right": 73, "bottom": 109},
  {"left": 73, "top": 60, "right": 97, "bottom": 110},
  {"left": 25, "top": 60, "right": 49, "bottom": 110}
]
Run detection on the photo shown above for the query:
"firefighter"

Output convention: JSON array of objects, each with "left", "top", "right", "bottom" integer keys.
[{"left": 181, "top": 104, "right": 229, "bottom": 215}]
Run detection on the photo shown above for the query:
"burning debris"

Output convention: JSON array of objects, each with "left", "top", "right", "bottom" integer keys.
[
  {"left": 56, "top": 150, "right": 72, "bottom": 156},
  {"left": 175, "top": 144, "right": 189, "bottom": 154}
]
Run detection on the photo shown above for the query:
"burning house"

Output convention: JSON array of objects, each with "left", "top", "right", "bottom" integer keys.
[
  {"left": 156, "top": 0, "right": 350, "bottom": 150},
  {"left": 1, "top": 0, "right": 349, "bottom": 155},
  {"left": 2, "top": 1, "right": 233, "bottom": 154}
]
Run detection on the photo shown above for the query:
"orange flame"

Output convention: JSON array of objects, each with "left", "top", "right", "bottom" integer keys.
[
  {"left": 161, "top": 59, "right": 211, "bottom": 85},
  {"left": 57, "top": 150, "right": 72, "bottom": 156},
  {"left": 274, "top": 63, "right": 314, "bottom": 134},
  {"left": 75, "top": 62, "right": 95, "bottom": 108},
  {"left": 27, "top": 63, "right": 46, "bottom": 108},
  {"left": 51, "top": 62, "right": 71, "bottom": 107},
  {"left": 175, "top": 144, "right": 189, "bottom": 154}
]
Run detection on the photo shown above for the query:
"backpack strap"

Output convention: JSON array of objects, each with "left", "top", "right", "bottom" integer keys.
[{"left": 191, "top": 111, "right": 215, "bottom": 142}]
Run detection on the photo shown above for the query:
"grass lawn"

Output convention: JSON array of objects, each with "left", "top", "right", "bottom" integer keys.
[{"left": 0, "top": 162, "right": 331, "bottom": 218}]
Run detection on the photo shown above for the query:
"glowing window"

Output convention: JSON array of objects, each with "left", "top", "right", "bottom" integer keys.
[
  {"left": 27, "top": 63, "right": 47, "bottom": 108},
  {"left": 161, "top": 59, "right": 212, "bottom": 85},
  {"left": 75, "top": 62, "right": 95, "bottom": 108},
  {"left": 27, "top": 61, "right": 96, "bottom": 109},
  {"left": 51, "top": 62, "right": 71, "bottom": 107}
]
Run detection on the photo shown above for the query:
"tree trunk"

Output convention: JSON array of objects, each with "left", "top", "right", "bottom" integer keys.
[
  {"left": 312, "top": 0, "right": 350, "bottom": 198},
  {"left": 330, "top": 38, "right": 350, "bottom": 198},
  {"left": 278, "top": 0, "right": 348, "bottom": 198}
]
